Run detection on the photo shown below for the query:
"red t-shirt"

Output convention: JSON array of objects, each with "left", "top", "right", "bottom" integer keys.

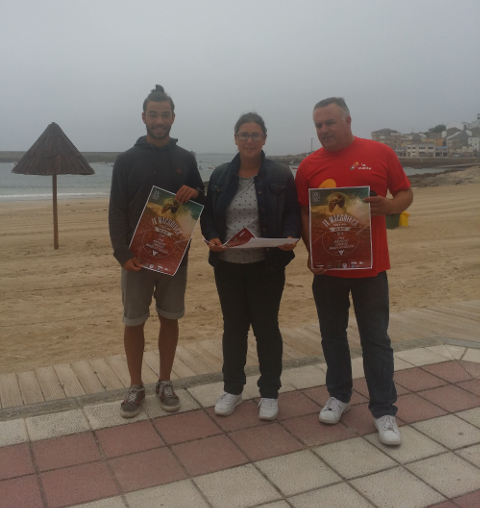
[{"left": 295, "top": 137, "right": 411, "bottom": 278}]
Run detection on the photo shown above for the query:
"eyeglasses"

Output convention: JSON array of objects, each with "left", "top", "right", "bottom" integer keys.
[{"left": 236, "top": 132, "right": 265, "bottom": 141}]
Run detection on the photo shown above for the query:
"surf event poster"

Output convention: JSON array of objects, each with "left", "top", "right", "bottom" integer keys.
[
  {"left": 129, "top": 186, "right": 204, "bottom": 275},
  {"left": 309, "top": 186, "right": 372, "bottom": 270}
]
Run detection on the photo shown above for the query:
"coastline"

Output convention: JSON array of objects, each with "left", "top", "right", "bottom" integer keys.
[
  {"left": 1, "top": 164, "right": 478, "bottom": 204},
  {"left": 407, "top": 164, "right": 480, "bottom": 187},
  {"left": 0, "top": 166, "right": 479, "bottom": 375},
  {"left": 0, "top": 192, "right": 110, "bottom": 203}
]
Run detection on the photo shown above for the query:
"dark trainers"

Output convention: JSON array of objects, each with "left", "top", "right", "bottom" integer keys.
[
  {"left": 156, "top": 380, "right": 181, "bottom": 412},
  {"left": 120, "top": 385, "right": 145, "bottom": 418}
]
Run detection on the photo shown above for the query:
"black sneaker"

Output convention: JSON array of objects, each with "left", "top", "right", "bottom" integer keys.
[
  {"left": 120, "top": 385, "right": 145, "bottom": 418},
  {"left": 156, "top": 380, "right": 181, "bottom": 412}
]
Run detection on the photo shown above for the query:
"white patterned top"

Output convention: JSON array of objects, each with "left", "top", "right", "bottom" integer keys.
[{"left": 219, "top": 176, "right": 265, "bottom": 264}]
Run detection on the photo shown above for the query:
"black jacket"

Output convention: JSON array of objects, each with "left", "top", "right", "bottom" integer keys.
[
  {"left": 201, "top": 152, "right": 301, "bottom": 272},
  {"left": 109, "top": 136, "right": 205, "bottom": 267}
]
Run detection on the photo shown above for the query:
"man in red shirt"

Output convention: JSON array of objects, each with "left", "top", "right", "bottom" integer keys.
[{"left": 295, "top": 97, "right": 413, "bottom": 445}]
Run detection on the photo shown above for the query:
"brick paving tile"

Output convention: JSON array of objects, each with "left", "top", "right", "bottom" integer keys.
[
  {"left": 353, "top": 377, "right": 410, "bottom": 400},
  {"left": 351, "top": 389, "right": 370, "bottom": 405},
  {"left": 281, "top": 413, "right": 356, "bottom": 446},
  {"left": 95, "top": 420, "right": 164, "bottom": 458},
  {"left": 351, "top": 377, "right": 411, "bottom": 401},
  {"left": 206, "top": 400, "right": 267, "bottom": 432},
  {"left": 418, "top": 385, "right": 480, "bottom": 413},
  {"left": 229, "top": 422, "right": 303, "bottom": 461},
  {"left": 456, "top": 379, "right": 480, "bottom": 397},
  {"left": 341, "top": 403, "right": 376, "bottom": 435},
  {"left": 0, "top": 475, "right": 43, "bottom": 508},
  {"left": 453, "top": 489, "right": 480, "bottom": 508},
  {"left": 395, "top": 415, "right": 409, "bottom": 426},
  {"left": 460, "top": 361, "right": 480, "bottom": 380},
  {"left": 276, "top": 390, "right": 320, "bottom": 420},
  {"left": 352, "top": 378, "right": 370, "bottom": 398},
  {"left": 41, "top": 461, "right": 118, "bottom": 508},
  {"left": 302, "top": 385, "right": 330, "bottom": 406},
  {"left": 0, "top": 443, "right": 34, "bottom": 480},
  {"left": 395, "top": 383, "right": 411, "bottom": 396},
  {"left": 422, "top": 361, "right": 473, "bottom": 383},
  {"left": 396, "top": 393, "right": 447, "bottom": 423},
  {"left": 425, "top": 502, "right": 457, "bottom": 508},
  {"left": 152, "top": 409, "right": 222, "bottom": 445},
  {"left": 32, "top": 431, "right": 101, "bottom": 472},
  {"left": 172, "top": 434, "right": 248, "bottom": 476},
  {"left": 109, "top": 447, "right": 186, "bottom": 492},
  {"left": 302, "top": 382, "right": 375, "bottom": 407},
  {"left": 394, "top": 367, "right": 447, "bottom": 392}
]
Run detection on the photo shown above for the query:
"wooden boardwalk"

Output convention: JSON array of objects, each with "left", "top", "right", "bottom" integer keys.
[{"left": 1, "top": 301, "right": 478, "bottom": 409}]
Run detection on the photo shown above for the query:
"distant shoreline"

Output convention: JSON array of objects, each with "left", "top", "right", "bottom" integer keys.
[
  {"left": 1, "top": 150, "right": 478, "bottom": 169},
  {"left": 1, "top": 166, "right": 478, "bottom": 205}
]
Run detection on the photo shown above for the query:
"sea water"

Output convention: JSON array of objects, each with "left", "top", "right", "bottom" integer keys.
[{"left": 0, "top": 158, "right": 445, "bottom": 202}]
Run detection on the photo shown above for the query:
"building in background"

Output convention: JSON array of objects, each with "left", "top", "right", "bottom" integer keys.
[
  {"left": 371, "top": 128, "right": 403, "bottom": 150},
  {"left": 371, "top": 114, "right": 479, "bottom": 157},
  {"left": 405, "top": 143, "right": 449, "bottom": 158}
]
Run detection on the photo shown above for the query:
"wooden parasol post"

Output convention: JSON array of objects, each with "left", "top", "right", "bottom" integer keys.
[{"left": 52, "top": 173, "right": 59, "bottom": 249}]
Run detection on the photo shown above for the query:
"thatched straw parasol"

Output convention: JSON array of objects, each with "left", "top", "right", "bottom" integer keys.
[{"left": 12, "top": 122, "right": 94, "bottom": 249}]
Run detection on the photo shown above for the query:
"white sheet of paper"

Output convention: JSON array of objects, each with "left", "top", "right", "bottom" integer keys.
[{"left": 230, "top": 237, "right": 299, "bottom": 249}]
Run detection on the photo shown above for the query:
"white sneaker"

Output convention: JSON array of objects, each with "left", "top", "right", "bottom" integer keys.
[
  {"left": 258, "top": 398, "right": 279, "bottom": 420},
  {"left": 319, "top": 397, "right": 350, "bottom": 424},
  {"left": 374, "top": 415, "right": 402, "bottom": 446},
  {"left": 214, "top": 392, "right": 242, "bottom": 416}
]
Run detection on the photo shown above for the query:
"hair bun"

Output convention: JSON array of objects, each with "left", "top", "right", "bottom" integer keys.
[{"left": 152, "top": 84, "right": 165, "bottom": 93}]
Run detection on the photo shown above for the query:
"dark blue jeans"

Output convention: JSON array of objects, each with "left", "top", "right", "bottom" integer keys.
[
  {"left": 214, "top": 260, "right": 285, "bottom": 399},
  {"left": 312, "top": 271, "right": 397, "bottom": 418}
]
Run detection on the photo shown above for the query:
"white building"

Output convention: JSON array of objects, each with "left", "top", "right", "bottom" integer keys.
[
  {"left": 405, "top": 143, "right": 448, "bottom": 157},
  {"left": 470, "top": 114, "right": 480, "bottom": 130},
  {"left": 468, "top": 136, "right": 480, "bottom": 152},
  {"left": 445, "top": 120, "right": 472, "bottom": 131}
]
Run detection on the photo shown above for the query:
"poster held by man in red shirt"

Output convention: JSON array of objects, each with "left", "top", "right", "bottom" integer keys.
[{"left": 309, "top": 186, "right": 372, "bottom": 270}]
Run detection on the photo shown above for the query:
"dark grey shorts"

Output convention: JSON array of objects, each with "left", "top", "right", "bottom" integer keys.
[{"left": 121, "top": 265, "right": 187, "bottom": 326}]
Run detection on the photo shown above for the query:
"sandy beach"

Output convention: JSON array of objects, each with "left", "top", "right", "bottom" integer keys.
[{"left": 1, "top": 166, "right": 479, "bottom": 375}]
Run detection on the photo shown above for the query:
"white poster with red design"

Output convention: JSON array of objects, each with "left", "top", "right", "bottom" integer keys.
[
  {"left": 309, "top": 186, "right": 372, "bottom": 270},
  {"left": 129, "top": 186, "right": 203, "bottom": 275}
]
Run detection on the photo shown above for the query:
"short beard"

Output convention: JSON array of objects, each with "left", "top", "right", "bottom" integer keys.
[{"left": 146, "top": 125, "right": 171, "bottom": 141}]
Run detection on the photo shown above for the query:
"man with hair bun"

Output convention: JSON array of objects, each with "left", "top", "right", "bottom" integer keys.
[
  {"left": 109, "top": 85, "right": 204, "bottom": 418},
  {"left": 295, "top": 97, "right": 413, "bottom": 445}
]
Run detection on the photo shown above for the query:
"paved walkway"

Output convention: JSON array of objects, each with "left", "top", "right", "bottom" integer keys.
[
  {"left": 2, "top": 301, "right": 478, "bottom": 410},
  {"left": 1, "top": 343, "right": 480, "bottom": 508}
]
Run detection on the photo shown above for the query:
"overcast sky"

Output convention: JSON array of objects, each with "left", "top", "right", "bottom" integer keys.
[{"left": 1, "top": 0, "right": 479, "bottom": 155}]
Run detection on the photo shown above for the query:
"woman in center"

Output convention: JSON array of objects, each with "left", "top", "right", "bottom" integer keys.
[{"left": 201, "top": 112, "right": 301, "bottom": 420}]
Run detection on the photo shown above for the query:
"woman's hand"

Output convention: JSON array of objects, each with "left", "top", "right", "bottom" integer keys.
[
  {"left": 278, "top": 236, "right": 297, "bottom": 251},
  {"left": 205, "top": 238, "right": 226, "bottom": 252}
]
